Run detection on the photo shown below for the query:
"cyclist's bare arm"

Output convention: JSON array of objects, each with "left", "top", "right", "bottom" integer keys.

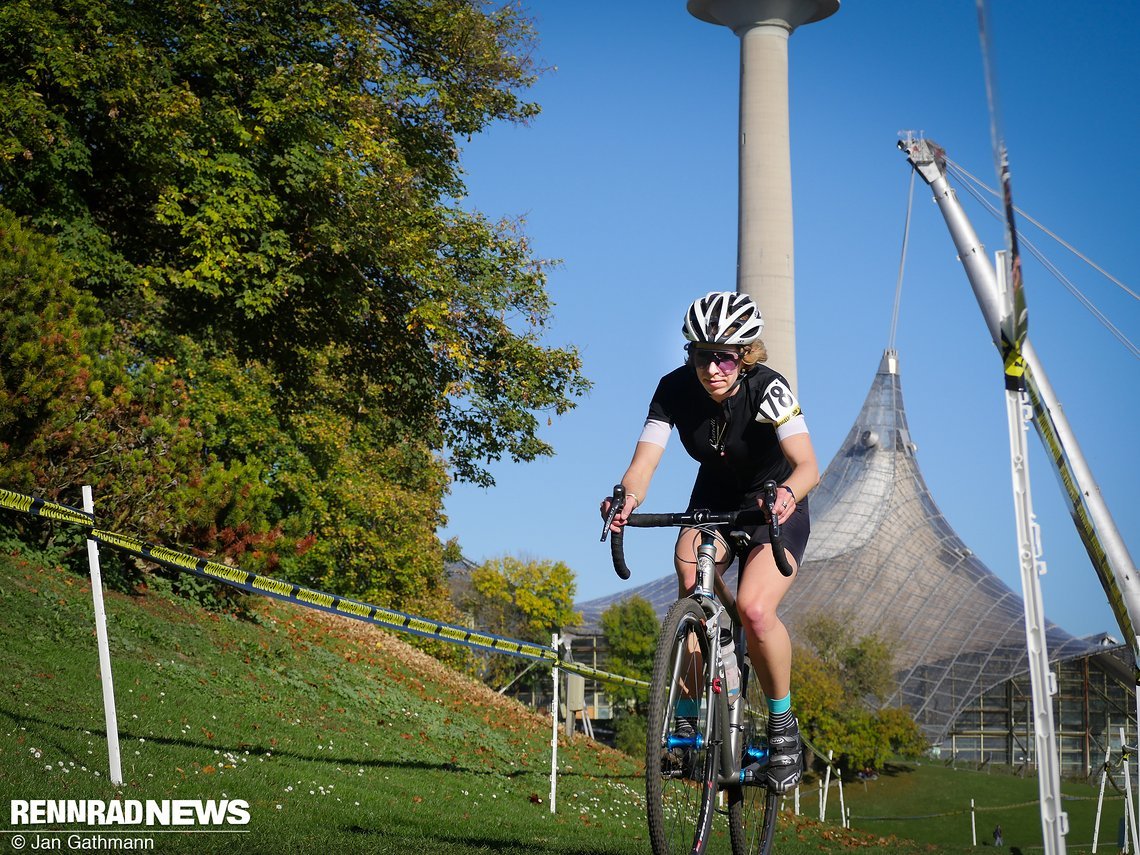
[
  {"left": 601, "top": 440, "right": 665, "bottom": 532},
  {"left": 769, "top": 433, "right": 819, "bottom": 526}
]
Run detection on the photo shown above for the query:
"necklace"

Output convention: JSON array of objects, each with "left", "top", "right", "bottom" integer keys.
[
  {"left": 704, "top": 372, "right": 743, "bottom": 457},
  {"left": 708, "top": 416, "right": 728, "bottom": 456}
]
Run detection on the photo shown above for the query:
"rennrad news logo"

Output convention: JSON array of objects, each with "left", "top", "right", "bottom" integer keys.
[{"left": 10, "top": 799, "right": 250, "bottom": 827}]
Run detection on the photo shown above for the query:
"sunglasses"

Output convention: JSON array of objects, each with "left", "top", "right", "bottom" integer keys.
[{"left": 686, "top": 345, "right": 742, "bottom": 371}]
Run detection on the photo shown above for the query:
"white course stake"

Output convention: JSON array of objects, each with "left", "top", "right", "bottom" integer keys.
[
  {"left": 821, "top": 750, "right": 833, "bottom": 821},
  {"left": 971, "top": 798, "right": 977, "bottom": 847},
  {"left": 550, "top": 633, "right": 559, "bottom": 814},
  {"left": 83, "top": 486, "right": 122, "bottom": 786},
  {"left": 1093, "top": 743, "right": 1111, "bottom": 853},
  {"left": 1123, "top": 728, "right": 1138, "bottom": 855},
  {"left": 838, "top": 773, "right": 846, "bottom": 828}
]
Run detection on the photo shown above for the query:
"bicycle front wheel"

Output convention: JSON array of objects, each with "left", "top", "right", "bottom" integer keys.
[{"left": 646, "top": 599, "right": 719, "bottom": 855}]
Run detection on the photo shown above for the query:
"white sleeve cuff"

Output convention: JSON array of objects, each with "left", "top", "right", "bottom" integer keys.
[
  {"left": 638, "top": 419, "right": 672, "bottom": 449},
  {"left": 776, "top": 415, "right": 809, "bottom": 442}
]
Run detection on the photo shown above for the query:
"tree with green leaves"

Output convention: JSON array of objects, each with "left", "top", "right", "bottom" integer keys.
[
  {"left": 462, "top": 555, "right": 580, "bottom": 686},
  {"left": 600, "top": 595, "right": 657, "bottom": 707},
  {"left": 793, "top": 613, "right": 928, "bottom": 773},
  {"left": 0, "top": 209, "right": 212, "bottom": 538},
  {"left": 0, "top": 0, "right": 588, "bottom": 617},
  {"left": 599, "top": 595, "right": 657, "bottom": 757},
  {"left": 801, "top": 612, "right": 899, "bottom": 706}
]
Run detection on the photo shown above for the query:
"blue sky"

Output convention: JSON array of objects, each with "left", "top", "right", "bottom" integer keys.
[{"left": 439, "top": 1, "right": 1139, "bottom": 640}]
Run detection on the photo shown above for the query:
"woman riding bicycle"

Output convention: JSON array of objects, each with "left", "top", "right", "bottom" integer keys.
[{"left": 601, "top": 290, "right": 819, "bottom": 794}]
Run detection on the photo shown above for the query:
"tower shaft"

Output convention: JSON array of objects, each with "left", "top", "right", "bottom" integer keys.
[
  {"left": 688, "top": 0, "right": 838, "bottom": 392},
  {"left": 738, "top": 22, "right": 796, "bottom": 389}
]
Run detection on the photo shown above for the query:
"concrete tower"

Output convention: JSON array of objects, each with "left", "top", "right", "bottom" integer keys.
[{"left": 687, "top": 0, "right": 838, "bottom": 392}]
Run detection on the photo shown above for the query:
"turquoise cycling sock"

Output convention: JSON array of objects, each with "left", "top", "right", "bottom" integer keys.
[
  {"left": 767, "top": 693, "right": 791, "bottom": 714},
  {"left": 768, "top": 693, "right": 793, "bottom": 731},
  {"left": 676, "top": 699, "right": 701, "bottom": 718}
]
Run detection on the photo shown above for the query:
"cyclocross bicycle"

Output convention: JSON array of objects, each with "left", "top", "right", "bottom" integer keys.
[{"left": 602, "top": 481, "right": 795, "bottom": 855}]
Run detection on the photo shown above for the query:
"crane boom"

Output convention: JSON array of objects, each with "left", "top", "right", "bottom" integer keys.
[{"left": 899, "top": 135, "right": 1140, "bottom": 669}]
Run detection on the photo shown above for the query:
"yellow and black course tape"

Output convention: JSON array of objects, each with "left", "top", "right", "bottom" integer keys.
[
  {"left": 0, "top": 488, "right": 94, "bottom": 528},
  {"left": 0, "top": 487, "right": 647, "bottom": 689}
]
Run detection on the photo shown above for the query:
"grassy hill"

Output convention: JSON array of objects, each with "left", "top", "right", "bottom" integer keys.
[{"left": 0, "top": 544, "right": 1115, "bottom": 853}]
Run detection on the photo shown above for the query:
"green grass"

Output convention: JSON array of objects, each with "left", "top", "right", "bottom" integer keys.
[
  {"left": 840, "top": 760, "right": 1122, "bottom": 852},
  {"left": 0, "top": 545, "right": 1115, "bottom": 853}
]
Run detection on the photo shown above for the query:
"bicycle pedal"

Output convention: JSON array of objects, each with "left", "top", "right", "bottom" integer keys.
[{"left": 738, "top": 760, "right": 766, "bottom": 785}]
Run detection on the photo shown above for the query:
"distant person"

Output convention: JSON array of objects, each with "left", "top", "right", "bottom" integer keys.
[
  {"left": 993, "top": 824, "right": 1003, "bottom": 847},
  {"left": 601, "top": 290, "right": 819, "bottom": 792}
]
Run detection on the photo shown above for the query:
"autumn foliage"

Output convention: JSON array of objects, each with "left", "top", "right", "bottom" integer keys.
[{"left": 0, "top": 1, "right": 588, "bottom": 620}]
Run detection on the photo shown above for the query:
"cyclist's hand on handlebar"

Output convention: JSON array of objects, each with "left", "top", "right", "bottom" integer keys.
[
  {"left": 761, "top": 485, "right": 797, "bottom": 526},
  {"left": 600, "top": 493, "right": 637, "bottom": 533}
]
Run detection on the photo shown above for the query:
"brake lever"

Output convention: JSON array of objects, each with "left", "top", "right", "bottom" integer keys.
[
  {"left": 761, "top": 481, "right": 779, "bottom": 527},
  {"left": 600, "top": 484, "right": 626, "bottom": 543},
  {"left": 762, "top": 480, "right": 794, "bottom": 577}
]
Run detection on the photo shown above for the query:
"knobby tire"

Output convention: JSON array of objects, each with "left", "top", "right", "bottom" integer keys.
[
  {"left": 725, "top": 766, "right": 778, "bottom": 854},
  {"left": 646, "top": 599, "right": 719, "bottom": 855}
]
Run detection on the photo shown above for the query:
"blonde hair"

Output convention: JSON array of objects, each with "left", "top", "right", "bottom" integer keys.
[{"left": 741, "top": 340, "right": 768, "bottom": 368}]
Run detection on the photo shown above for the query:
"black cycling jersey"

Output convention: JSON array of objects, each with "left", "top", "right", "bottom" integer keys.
[{"left": 646, "top": 363, "right": 805, "bottom": 506}]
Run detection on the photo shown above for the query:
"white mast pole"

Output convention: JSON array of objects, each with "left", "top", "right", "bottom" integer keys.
[
  {"left": 900, "top": 136, "right": 1140, "bottom": 663},
  {"left": 901, "top": 136, "right": 1070, "bottom": 853}
]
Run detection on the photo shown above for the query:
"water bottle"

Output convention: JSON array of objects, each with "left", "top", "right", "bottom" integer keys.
[{"left": 720, "top": 627, "right": 740, "bottom": 703}]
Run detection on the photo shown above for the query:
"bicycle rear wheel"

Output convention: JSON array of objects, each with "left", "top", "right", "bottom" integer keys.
[
  {"left": 725, "top": 662, "right": 779, "bottom": 855},
  {"left": 646, "top": 599, "right": 719, "bottom": 855}
]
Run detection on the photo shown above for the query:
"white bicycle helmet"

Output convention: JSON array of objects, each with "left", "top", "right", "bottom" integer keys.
[{"left": 682, "top": 291, "right": 764, "bottom": 345}]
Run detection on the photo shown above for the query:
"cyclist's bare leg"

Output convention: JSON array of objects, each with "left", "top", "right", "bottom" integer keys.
[{"left": 735, "top": 543, "right": 798, "bottom": 701}]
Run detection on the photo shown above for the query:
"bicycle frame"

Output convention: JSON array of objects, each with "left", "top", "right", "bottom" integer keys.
[
  {"left": 692, "top": 531, "right": 771, "bottom": 788},
  {"left": 689, "top": 530, "right": 752, "bottom": 782}
]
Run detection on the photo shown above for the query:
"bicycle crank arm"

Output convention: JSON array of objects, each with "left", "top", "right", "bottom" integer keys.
[{"left": 718, "top": 761, "right": 769, "bottom": 787}]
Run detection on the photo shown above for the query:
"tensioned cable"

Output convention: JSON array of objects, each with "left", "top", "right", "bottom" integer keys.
[
  {"left": 1021, "top": 238, "right": 1140, "bottom": 359},
  {"left": 947, "top": 157, "right": 1139, "bottom": 302},
  {"left": 888, "top": 168, "right": 916, "bottom": 352},
  {"left": 947, "top": 161, "right": 1140, "bottom": 359}
]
